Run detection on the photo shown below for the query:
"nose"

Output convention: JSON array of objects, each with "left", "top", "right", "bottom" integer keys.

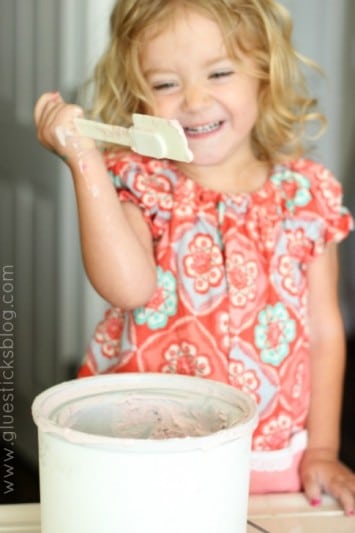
[{"left": 182, "top": 83, "right": 211, "bottom": 111}]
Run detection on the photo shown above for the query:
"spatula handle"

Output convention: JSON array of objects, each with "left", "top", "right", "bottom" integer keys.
[{"left": 75, "top": 118, "right": 131, "bottom": 147}]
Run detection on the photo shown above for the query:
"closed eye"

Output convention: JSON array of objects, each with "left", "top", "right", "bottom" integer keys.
[
  {"left": 209, "top": 71, "right": 234, "bottom": 80},
  {"left": 151, "top": 81, "right": 178, "bottom": 91}
]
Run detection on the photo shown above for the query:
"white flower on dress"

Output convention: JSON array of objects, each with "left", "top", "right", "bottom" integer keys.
[
  {"left": 229, "top": 361, "right": 260, "bottom": 405},
  {"left": 253, "top": 413, "right": 292, "bottom": 450},
  {"left": 161, "top": 341, "right": 211, "bottom": 377},
  {"left": 183, "top": 234, "right": 223, "bottom": 293}
]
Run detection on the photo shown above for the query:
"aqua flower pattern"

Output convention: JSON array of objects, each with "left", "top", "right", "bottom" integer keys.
[
  {"left": 271, "top": 170, "right": 311, "bottom": 212},
  {"left": 108, "top": 170, "right": 122, "bottom": 189},
  {"left": 255, "top": 303, "right": 296, "bottom": 366},
  {"left": 133, "top": 267, "right": 177, "bottom": 330}
]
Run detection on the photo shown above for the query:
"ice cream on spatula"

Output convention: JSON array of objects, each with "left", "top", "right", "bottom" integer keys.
[{"left": 75, "top": 114, "right": 193, "bottom": 163}]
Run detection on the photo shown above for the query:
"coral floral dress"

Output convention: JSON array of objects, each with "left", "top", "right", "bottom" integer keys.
[{"left": 78, "top": 153, "right": 353, "bottom": 492}]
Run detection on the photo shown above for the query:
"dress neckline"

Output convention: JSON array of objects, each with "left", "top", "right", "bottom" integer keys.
[{"left": 172, "top": 161, "right": 284, "bottom": 201}]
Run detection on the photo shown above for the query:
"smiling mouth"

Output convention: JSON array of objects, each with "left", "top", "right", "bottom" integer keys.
[{"left": 184, "top": 121, "right": 224, "bottom": 136}]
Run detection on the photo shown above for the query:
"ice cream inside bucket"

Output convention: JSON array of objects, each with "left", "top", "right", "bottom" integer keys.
[{"left": 32, "top": 373, "right": 258, "bottom": 533}]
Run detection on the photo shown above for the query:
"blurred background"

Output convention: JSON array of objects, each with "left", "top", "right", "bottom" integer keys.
[{"left": 0, "top": 0, "right": 354, "bottom": 503}]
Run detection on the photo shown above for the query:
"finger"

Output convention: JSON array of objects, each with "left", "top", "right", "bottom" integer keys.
[
  {"left": 33, "top": 92, "right": 62, "bottom": 125},
  {"left": 41, "top": 103, "right": 83, "bottom": 133},
  {"left": 340, "top": 492, "right": 355, "bottom": 517},
  {"left": 301, "top": 472, "right": 323, "bottom": 507},
  {"left": 326, "top": 477, "right": 355, "bottom": 516},
  {"left": 34, "top": 94, "right": 65, "bottom": 149},
  {"left": 330, "top": 486, "right": 354, "bottom": 516},
  {"left": 36, "top": 100, "right": 84, "bottom": 152}
]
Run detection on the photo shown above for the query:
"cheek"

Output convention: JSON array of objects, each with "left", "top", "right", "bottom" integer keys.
[
  {"left": 139, "top": 87, "right": 157, "bottom": 116},
  {"left": 149, "top": 95, "right": 179, "bottom": 119},
  {"left": 246, "top": 80, "right": 260, "bottom": 108},
  {"left": 235, "top": 86, "right": 259, "bottom": 120}
]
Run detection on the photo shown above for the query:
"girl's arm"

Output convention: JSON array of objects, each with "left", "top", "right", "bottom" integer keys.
[
  {"left": 300, "top": 242, "right": 355, "bottom": 514},
  {"left": 307, "top": 242, "right": 345, "bottom": 454},
  {"left": 34, "top": 92, "right": 157, "bottom": 309}
]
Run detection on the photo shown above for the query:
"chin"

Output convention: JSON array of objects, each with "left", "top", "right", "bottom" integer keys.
[{"left": 190, "top": 153, "right": 227, "bottom": 167}]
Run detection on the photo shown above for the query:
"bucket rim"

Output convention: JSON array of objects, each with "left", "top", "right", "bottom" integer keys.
[{"left": 32, "top": 373, "right": 258, "bottom": 452}]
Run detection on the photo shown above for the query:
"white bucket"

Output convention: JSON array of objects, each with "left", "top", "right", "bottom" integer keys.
[{"left": 32, "top": 373, "right": 258, "bottom": 533}]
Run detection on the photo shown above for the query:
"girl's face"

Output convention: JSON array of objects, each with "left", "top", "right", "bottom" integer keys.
[{"left": 140, "top": 9, "right": 260, "bottom": 169}]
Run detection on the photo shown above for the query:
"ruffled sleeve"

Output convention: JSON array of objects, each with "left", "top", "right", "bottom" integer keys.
[
  {"left": 104, "top": 151, "right": 176, "bottom": 239},
  {"left": 285, "top": 159, "right": 354, "bottom": 257}
]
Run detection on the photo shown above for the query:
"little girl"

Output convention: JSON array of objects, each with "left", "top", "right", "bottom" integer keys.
[{"left": 34, "top": 0, "right": 355, "bottom": 514}]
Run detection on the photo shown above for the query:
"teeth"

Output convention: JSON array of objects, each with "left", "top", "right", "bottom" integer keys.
[{"left": 185, "top": 121, "right": 221, "bottom": 135}]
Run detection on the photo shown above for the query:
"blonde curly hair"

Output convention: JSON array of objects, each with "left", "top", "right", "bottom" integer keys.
[{"left": 86, "top": 0, "right": 326, "bottom": 163}]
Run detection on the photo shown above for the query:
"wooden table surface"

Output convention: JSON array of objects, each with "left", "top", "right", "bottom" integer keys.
[{"left": 1, "top": 493, "right": 355, "bottom": 532}]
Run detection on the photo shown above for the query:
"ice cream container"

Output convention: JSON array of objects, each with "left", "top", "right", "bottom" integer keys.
[{"left": 32, "top": 372, "right": 258, "bottom": 533}]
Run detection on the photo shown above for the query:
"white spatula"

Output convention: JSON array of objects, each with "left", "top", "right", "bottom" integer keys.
[{"left": 74, "top": 114, "right": 193, "bottom": 163}]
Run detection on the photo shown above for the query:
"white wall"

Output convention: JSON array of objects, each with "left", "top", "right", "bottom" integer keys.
[{"left": 280, "top": 0, "right": 353, "bottom": 182}]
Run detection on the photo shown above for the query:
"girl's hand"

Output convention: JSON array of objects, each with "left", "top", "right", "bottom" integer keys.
[
  {"left": 33, "top": 92, "right": 96, "bottom": 164},
  {"left": 300, "top": 448, "right": 355, "bottom": 516}
]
